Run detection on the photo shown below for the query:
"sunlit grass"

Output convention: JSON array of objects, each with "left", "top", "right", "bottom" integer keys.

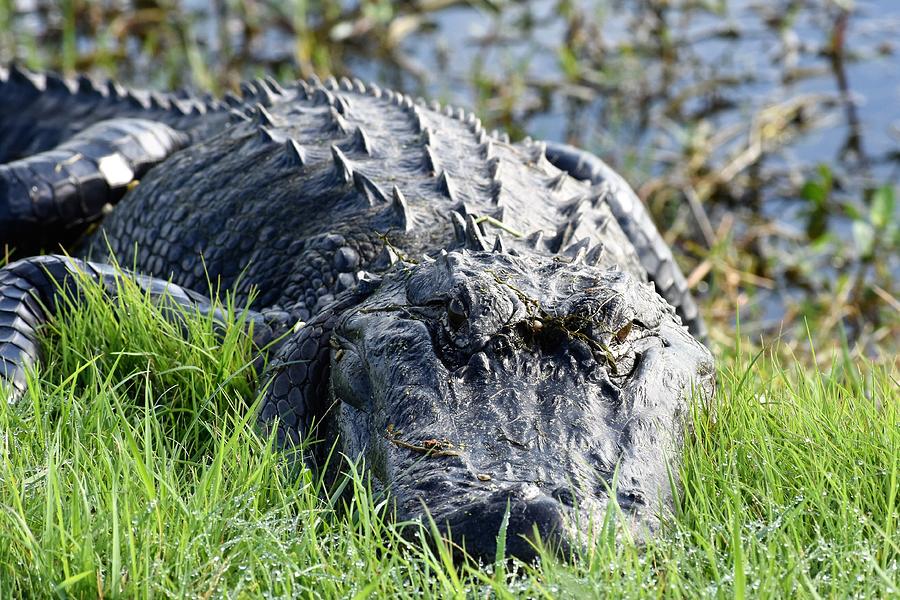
[{"left": 0, "top": 267, "right": 896, "bottom": 597}]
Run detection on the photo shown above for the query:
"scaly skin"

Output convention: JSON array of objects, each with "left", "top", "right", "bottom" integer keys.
[{"left": 0, "top": 68, "right": 714, "bottom": 562}]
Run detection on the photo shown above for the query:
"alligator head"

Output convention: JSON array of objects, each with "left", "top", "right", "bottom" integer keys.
[{"left": 319, "top": 249, "right": 715, "bottom": 562}]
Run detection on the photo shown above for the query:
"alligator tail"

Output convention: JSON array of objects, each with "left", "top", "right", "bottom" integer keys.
[
  {"left": 0, "top": 118, "right": 189, "bottom": 255},
  {"left": 0, "top": 255, "right": 288, "bottom": 402},
  {"left": 0, "top": 64, "right": 223, "bottom": 163}
]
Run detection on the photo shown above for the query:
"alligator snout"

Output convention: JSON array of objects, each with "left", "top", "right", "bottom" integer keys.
[{"left": 413, "top": 485, "right": 576, "bottom": 563}]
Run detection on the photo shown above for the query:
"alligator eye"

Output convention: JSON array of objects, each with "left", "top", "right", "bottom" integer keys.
[{"left": 447, "top": 297, "right": 467, "bottom": 329}]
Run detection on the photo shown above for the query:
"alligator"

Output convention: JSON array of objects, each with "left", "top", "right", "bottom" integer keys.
[{"left": 0, "top": 65, "right": 715, "bottom": 562}]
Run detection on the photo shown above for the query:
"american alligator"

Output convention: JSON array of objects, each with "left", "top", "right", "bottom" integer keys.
[{"left": 0, "top": 65, "right": 715, "bottom": 562}]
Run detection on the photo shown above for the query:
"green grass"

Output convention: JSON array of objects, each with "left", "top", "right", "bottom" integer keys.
[{"left": 0, "top": 270, "right": 897, "bottom": 598}]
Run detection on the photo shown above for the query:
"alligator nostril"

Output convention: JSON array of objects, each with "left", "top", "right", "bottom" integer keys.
[
  {"left": 552, "top": 487, "right": 576, "bottom": 507},
  {"left": 415, "top": 491, "right": 573, "bottom": 563}
]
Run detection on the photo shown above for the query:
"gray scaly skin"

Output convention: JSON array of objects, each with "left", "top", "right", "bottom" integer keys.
[{"left": 0, "top": 67, "right": 715, "bottom": 562}]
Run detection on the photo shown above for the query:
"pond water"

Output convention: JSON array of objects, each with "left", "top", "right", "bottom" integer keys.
[{"left": 2, "top": 0, "right": 897, "bottom": 345}]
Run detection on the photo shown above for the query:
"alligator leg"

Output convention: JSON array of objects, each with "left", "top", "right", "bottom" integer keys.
[
  {"left": 0, "top": 255, "right": 289, "bottom": 402},
  {"left": 543, "top": 141, "right": 707, "bottom": 341},
  {"left": 256, "top": 281, "right": 380, "bottom": 452},
  {"left": 0, "top": 118, "right": 188, "bottom": 255}
]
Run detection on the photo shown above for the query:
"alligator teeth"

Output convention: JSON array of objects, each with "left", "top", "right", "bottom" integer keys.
[
  {"left": 255, "top": 103, "right": 277, "bottom": 127},
  {"left": 563, "top": 195, "right": 591, "bottom": 217},
  {"left": 429, "top": 99, "right": 441, "bottom": 112},
  {"left": 324, "top": 76, "right": 339, "bottom": 90},
  {"left": 346, "top": 126, "right": 374, "bottom": 156},
  {"left": 487, "top": 156, "right": 502, "bottom": 180},
  {"left": 125, "top": 89, "right": 149, "bottom": 110},
  {"left": 590, "top": 186, "right": 610, "bottom": 208},
  {"left": 253, "top": 78, "right": 280, "bottom": 104},
  {"left": 352, "top": 171, "right": 388, "bottom": 205},
  {"left": 547, "top": 172, "right": 567, "bottom": 192},
  {"left": 331, "top": 145, "right": 353, "bottom": 183},
  {"left": 75, "top": 74, "right": 102, "bottom": 98},
  {"left": 312, "top": 87, "right": 335, "bottom": 106},
  {"left": 281, "top": 139, "right": 307, "bottom": 167},
  {"left": 222, "top": 91, "right": 242, "bottom": 107},
  {"left": 552, "top": 215, "right": 581, "bottom": 252},
  {"left": 390, "top": 186, "right": 411, "bottom": 232},
  {"left": 293, "top": 80, "right": 311, "bottom": 100},
  {"left": 357, "top": 270, "right": 382, "bottom": 286},
  {"left": 410, "top": 106, "right": 425, "bottom": 132},
  {"left": 530, "top": 140, "right": 548, "bottom": 165},
  {"left": 334, "top": 95, "right": 352, "bottom": 115},
  {"left": 423, "top": 145, "right": 439, "bottom": 175},
  {"left": 371, "top": 245, "right": 399, "bottom": 270},
  {"left": 367, "top": 82, "right": 382, "bottom": 98},
  {"left": 339, "top": 76, "right": 354, "bottom": 91},
  {"left": 45, "top": 71, "right": 74, "bottom": 95},
  {"left": 256, "top": 126, "right": 283, "bottom": 146},
  {"left": 490, "top": 129, "right": 511, "bottom": 143},
  {"left": 491, "top": 235, "right": 506, "bottom": 253},
  {"left": 104, "top": 78, "right": 126, "bottom": 98},
  {"left": 351, "top": 77, "right": 367, "bottom": 94},
  {"left": 228, "top": 109, "right": 250, "bottom": 123},
  {"left": 563, "top": 237, "right": 591, "bottom": 263},
  {"left": 263, "top": 75, "right": 286, "bottom": 95},
  {"left": 327, "top": 107, "right": 351, "bottom": 135},
  {"left": 202, "top": 94, "right": 223, "bottom": 112},
  {"left": 437, "top": 171, "right": 457, "bottom": 203},
  {"left": 585, "top": 243, "right": 605, "bottom": 266},
  {"left": 171, "top": 100, "right": 190, "bottom": 117},
  {"left": 8, "top": 64, "right": 40, "bottom": 92},
  {"left": 490, "top": 180, "right": 503, "bottom": 205},
  {"left": 596, "top": 214, "right": 611, "bottom": 232},
  {"left": 491, "top": 206, "right": 505, "bottom": 222},
  {"left": 481, "top": 140, "right": 494, "bottom": 160},
  {"left": 450, "top": 211, "right": 467, "bottom": 244},
  {"left": 525, "top": 230, "right": 544, "bottom": 249},
  {"left": 239, "top": 80, "right": 254, "bottom": 98},
  {"left": 149, "top": 92, "right": 170, "bottom": 111},
  {"left": 464, "top": 214, "right": 489, "bottom": 251}
]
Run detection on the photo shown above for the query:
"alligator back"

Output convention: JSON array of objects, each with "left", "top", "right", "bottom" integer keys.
[{"left": 87, "top": 78, "right": 647, "bottom": 322}]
